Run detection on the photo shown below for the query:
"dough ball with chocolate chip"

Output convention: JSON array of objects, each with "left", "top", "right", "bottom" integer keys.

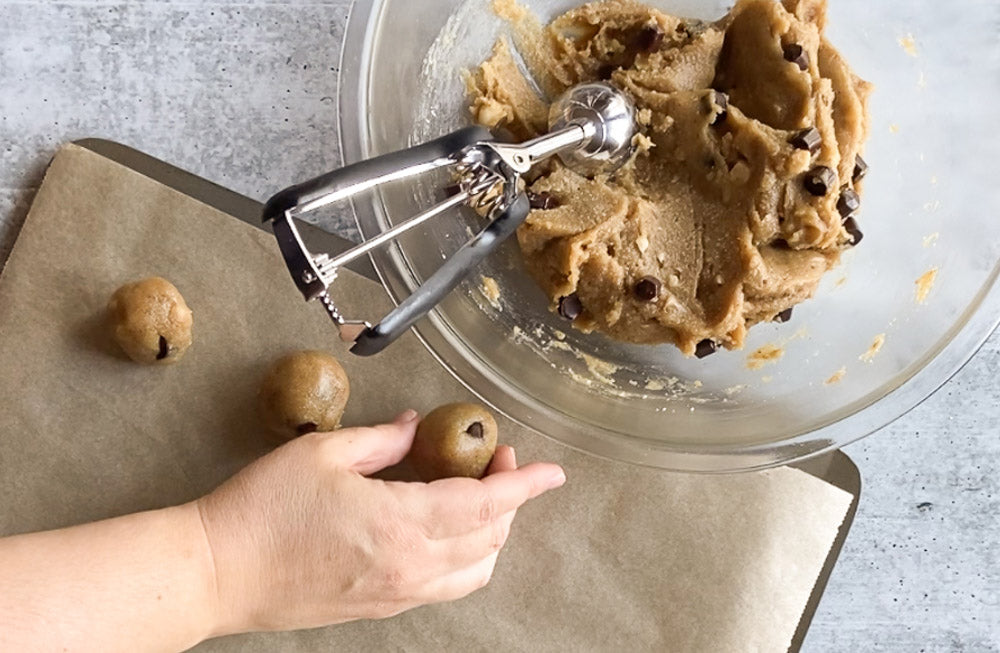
[
  {"left": 409, "top": 403, "right": 498, "bottom": 482},
  {"left": 107, "top": 277, "right": 193, "bottom": 365},
  {"left": 258, "top": 351, "right": 350, "bottom": 441}
]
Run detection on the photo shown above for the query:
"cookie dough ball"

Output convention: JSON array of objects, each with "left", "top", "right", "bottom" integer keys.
[
  {"left": 258, "top": 351, "right": 351, "bottom": 441},
  {"left": 107, "top": 277, "right": 193, "bottom": 365},
  {"left": 409, "top": 403, "right": 498, "bottom": 482}
]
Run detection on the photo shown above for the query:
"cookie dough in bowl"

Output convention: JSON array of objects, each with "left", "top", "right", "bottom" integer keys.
[
  {"left": 467, "top": 0, "right": 871, "bottom": 355},
  {"left": 344, "top": 0, "right": 1000, "bottom": 470}
]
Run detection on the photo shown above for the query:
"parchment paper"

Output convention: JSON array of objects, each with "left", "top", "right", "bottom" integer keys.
[{"left": 0, "top": 144, "right": 854, "bottom": 652}]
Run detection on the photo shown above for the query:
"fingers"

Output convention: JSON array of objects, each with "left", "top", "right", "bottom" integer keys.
[
  {"left": 481, "top": 463, "right": 566, "bottom": 512},
  {"left": 432, "top": 509, "right": 513, "bottom": 570},
  {"left": 415, "top": 554, "right": 500, "bottom": 606},
  {"left": 482, "top": 446, "right": 518, "bottom": 560},
  {"left": 324, "top": 410, "right": 420, "bottom": 475},
  {"left": 367, "top": 448, "right": 560, "bottom": 618},
  {"left": 486, "top": 445, "right": 517, "bottom": 475},
  {"left": 421, "top": 462, "right": 566, "bottom": 539}
]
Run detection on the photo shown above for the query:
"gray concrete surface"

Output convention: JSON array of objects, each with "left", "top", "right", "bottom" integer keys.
[{"left": 0, "top": 1, "right": 997, "bottom": 651}]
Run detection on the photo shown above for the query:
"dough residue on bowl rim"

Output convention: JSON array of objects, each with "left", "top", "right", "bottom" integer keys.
[
  {"left": 915, "top": 267, "right": 939, "bottom": 304},
  {"left": 479, "top": 276, "right": 503, "bottom": 311},
  {"left": 860, "top": 333, "right": 886, "bottom": 363},
  {"left": 825, "top": 367, "right": 847, "bottom": 385},
  {"left": 898, "top": 33, "right": 919, "bottom": 57},
  {"left": 747, "top": 344, "right": 785, "bottom": 371},
  {"left": 509, "top": 324, "right": 710, "bottom": 401}
]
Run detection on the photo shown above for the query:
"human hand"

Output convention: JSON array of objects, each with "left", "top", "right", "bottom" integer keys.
[{"left": 195, "top": 411, "right": 565, "bottom": 636}]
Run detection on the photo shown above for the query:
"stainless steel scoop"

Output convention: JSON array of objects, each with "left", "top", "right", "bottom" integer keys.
[{"left": 263, "top": 82, "right": 637, "bottom": 356}]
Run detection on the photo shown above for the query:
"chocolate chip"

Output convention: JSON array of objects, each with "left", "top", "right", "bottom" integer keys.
[
  {"left": 772, "top": 238, "right": 791, "bottom": 249},
  {"left": 443, "top": 183, "right": 462, "bottom": 198},
  {"left": 790, "top": 127, "right": 822, "bottom": 154},
  {"left": 774, "top": 308, "right": 794, "bottom": 324},
  {"left": 843, "top": 217, "right": 864, "bottom": 246},
  {"left": 837, "top": 188, "right": 861, "bottom": 218},
  {"left": 156, "top": 335, "right": 169, "bottom": 361},
  {"left": 466, "top": 422, "right": 485, "bottom": 439},
  {"left": 804, "top": 166, "right": 836, "bottom": 197},
  {"left": 558, "top": 293, "right": 584, "bottom": 321},
  {"left": 634, "top": 276, "right": 662, "bottom": 302},
  {"left": 783, "top": 43, "right": 809, "bottom": 71},
  {"left": 296, "top": 422, "right": 319, "bottom": 436},
  {"left": 636, "top": 26, "right": 665, "bottom": 53},
  {"left": 597, "top": 63, "right": 616, "bottom": 80},
  {"left": 853, "top": 155, "right": 869, "bottom": 183},
  {"left": 528, "top": 191, "right": 560, "bottom": 210},
  {"left": 695, "top": 339, "right": 719, "bottom": 359},
  {"left": 709, "top": 90, "right": 729, "bottom": 126}
]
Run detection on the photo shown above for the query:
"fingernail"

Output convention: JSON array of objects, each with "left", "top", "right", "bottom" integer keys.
[
  {"left": 548, "top": 469, "right": 567, "bottom": 489},
  {"left": 395, "top": 409, "right": 419, "bottom": 424},
  {"left": 508, "top": 447, "right": 517, "bottom": 468}
]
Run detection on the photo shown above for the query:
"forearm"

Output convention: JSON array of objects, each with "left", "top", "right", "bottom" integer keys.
[{"left": 0, "top": 503, "right": 222, "bottom": 652}]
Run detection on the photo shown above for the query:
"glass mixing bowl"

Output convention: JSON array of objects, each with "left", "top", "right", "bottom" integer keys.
[{"left": 336, "top": 0, "right": 1000, "bottom": 472}]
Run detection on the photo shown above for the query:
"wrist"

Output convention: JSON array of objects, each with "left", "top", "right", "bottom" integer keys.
[
  {"left": 191, "top": 492, "right": 271, "bottom": 638},
  {"left": 183, "top": 500, "right": 238, "bottom": 641}
]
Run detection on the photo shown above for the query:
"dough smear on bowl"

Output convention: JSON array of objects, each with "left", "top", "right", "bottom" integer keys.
[{"left": 466, "top": 0, "right": 872, "bottom": 356}]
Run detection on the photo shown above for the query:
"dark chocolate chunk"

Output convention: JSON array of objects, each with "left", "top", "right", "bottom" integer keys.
[
  {"left": 634, "top": 276, "right": 662, "bottom": 302},
  {"left": 156, "top": 335, "right": 169, "bottom": 361},
  {"left": 695, "top": 339, "right": 719, "bottom": 359},
  {"left": 783, "top": 43, "right": 809, "bottom": 71},
  {"left": 772, "top": 238, "right": 791, "bottom": 250},
  {"left": 558, "top": 294, "right": 584, "bottom": 321},
  {"left": 709, "top": 90, "right": 729, "bottom": 126},
  {"left": 804, "top": 166, "right": 836, "bottom": 197},
  {"left": 636, "top": 26, "right": 665, "bottom": 53},
  {"left": 837, "top": 188, "right": 861, "bottom": 218},
  {"left": 528, "top": 191, "right": 560, "bottom": 211},
  {"left": 443, "top": 183, "right": 462, "bottom": 198},
  {"left": 853, "top": 155, "right": 869, "bottom": 183},
  {"left": 296, "top": 422, "right": 319, "bottom": 436},
  {"left": 597, "top": 63, "right": 616, "bottom": 80},
  {"left": 790, "top": 127, "right": 822, "bottom": 154},
  {"left": 774, "top": 308, "right": 794, "bottom": 324},
  {"left": 843, "top": 217, "right": 864, "bottom": 246},
  {"left": 466, "top": 422, "right": 485, "bottom": 439}
]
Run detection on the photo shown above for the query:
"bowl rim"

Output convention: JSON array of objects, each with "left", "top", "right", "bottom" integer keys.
[{"left": 338, "top": 0, "right": 1000, "bottom": 472}]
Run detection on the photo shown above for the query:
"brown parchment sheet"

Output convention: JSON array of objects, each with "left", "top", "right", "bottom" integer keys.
[{"left": 0, "top": 144, "right": 854, "bottom": 652}]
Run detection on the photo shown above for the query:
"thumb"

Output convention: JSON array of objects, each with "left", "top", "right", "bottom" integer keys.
[{"left": 327, "top": 410, "right": 420, "bottom": 476}]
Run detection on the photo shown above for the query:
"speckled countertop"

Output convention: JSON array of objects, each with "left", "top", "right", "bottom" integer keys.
[{"left": 0, "top": 2, "right": 997, "bottom": 650}]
